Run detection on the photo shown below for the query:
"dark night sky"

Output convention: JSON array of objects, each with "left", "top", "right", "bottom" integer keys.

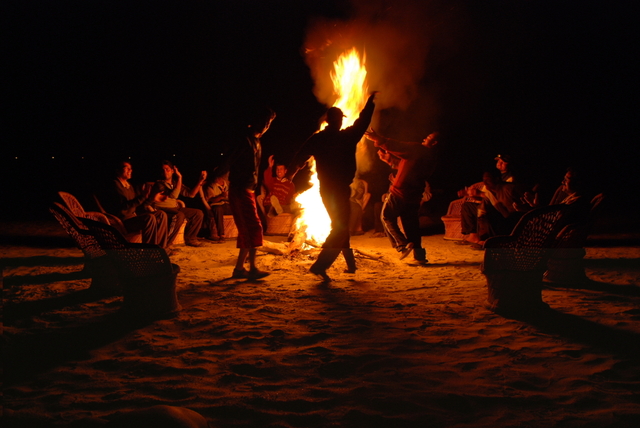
[{"left": 3, "top": 0, "right": 639, "bottom": 220}]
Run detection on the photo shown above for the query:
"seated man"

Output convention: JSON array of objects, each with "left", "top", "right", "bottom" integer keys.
[
  {"left": 349, "top": 176, "right": 370, "bottom": 235},
  {"left": 151, "top": 161, "right": 207, "bottom": 247},
  {"left": 99, "top": 160, "right": 169, "bottom": 248},
  {"left": 460, "top": 171, "right": 522, "bottom": 246},
  {"left": 516, "top": 166, "right": 591, "bottom": 223},
  {"left": 259, "top": 155, "right": 297, "bottom": 217},
  {"left": 200, "top": 171, "right": 230, "bottom": 242},
  {"left": 495, "top": 153, "right": 515, "bottom": 182}
]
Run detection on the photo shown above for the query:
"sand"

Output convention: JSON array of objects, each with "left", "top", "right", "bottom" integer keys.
[{"left": 2, "top": 220, "right": 640, "bottom": 427}]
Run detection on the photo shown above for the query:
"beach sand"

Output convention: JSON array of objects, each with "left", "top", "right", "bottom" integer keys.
[{"left": 2, "top": 220, "right": 640, "bottom": 427}]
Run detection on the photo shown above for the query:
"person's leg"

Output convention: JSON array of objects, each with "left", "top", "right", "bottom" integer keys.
[
  {"left": 212, "top": 205, "right": 226, "bottom": 240},
  {"left": 310, "top": 248, "right": 341, "bottom": 281},
  {"left": 154, "top": 210, "right": 169, "bottom": 248},
  {"left": 232, "top": 248, "right": 250, "bottom": 278},
  {"left": 125, "top": 212, "right": 166, "bottom": 248},
  {"left": 230, "top": 188, "right": 267, "bottom": 279},
  {"left": 270, "top": 195, "right": 284, "bottom": 215},
  {"left": 165, "top": 210, "right": 185, "bottom": 246},
  {"left": 311, "top": 185, "right": 350, "bottom": 280},
  {"left": 182, "top": 207, "right": 204, "bottom": 245},
  {"left": 342, "top": 248, "right": 357, "bottom": 273},
  {"left": 460, "top": 202, "right": 479, "bottom": 235},
  {"left": 382, "top": 194, "right": 408, "bottom": 250}
]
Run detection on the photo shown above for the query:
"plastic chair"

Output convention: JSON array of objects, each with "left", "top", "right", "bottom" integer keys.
[
  {"left": 80, "top": 218, "right": 181, "bottom": 319},
  {"left": 544, "top": 193, "right": 605, "bottom": 284},
  {"left": 482, "top": 204, "right": 571, "bottom": 315},
  {"left": 49, "top": 202, "right": 119, "bottom": 295},
  {"left": 90, "top": 193, "right": 143, "bottom": 243}
]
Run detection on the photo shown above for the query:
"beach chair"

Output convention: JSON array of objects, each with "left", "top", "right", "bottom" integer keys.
[
  {"left": 80, "top": 217, "right": 181, "bottom": 319},
  {"left": 544, "top": 193, "right": 605, "bottom": 284},
  {"left": 482, "top": 204, "right": 570, "bottom": 315},
  {"left": 49, "top": 202, "right": 120, "bottom": 295},
  {"left": 441, "top": 198, "right": 465, "bottom": 241}
]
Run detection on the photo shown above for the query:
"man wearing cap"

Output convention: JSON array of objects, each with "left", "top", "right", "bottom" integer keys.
[
  {"left": 292, "top": 92, "right": 377, "bottom": 281},
  {"left": 495, "top": 154, "right": 514, "bottom": 182}
]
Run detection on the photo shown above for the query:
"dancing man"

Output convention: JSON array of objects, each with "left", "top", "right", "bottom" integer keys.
[
  {"left": 366, "top": 129, "right": 439, "bottom": 264},
  {"left": 293, "top": 92, "right": 377, "bottom": 281}
]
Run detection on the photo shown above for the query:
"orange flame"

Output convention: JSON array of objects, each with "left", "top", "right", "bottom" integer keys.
[
  {"left": 293, "top": 157, "right": 331, "bottom": 246},
  {"left": 331, "top": 47, "right": 368, "bottom": 128},
  {"left": 295, "top": 47, "right": 369, "bottom": 246}
]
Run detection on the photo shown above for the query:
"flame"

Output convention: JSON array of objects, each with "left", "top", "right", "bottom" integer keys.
[
  {"left": 294, "top": 47, "right": 369, "bottom": 246},
  {"left": 293, "top": 157, "right": 331, "bottom": 246},
  {"left": 331, "top": 47, "right": 369, "bottom": 128}
]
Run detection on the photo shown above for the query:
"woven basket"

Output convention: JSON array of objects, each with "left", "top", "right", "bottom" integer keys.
[
  {"left": 442, "top": 215, "right": 464, "bottom": 240},
  {"left": 266, "top": 213, "right": 294, "bottom": 236},
  {"left": 223, "top": 215, "right": 238, "bottom": 238}
]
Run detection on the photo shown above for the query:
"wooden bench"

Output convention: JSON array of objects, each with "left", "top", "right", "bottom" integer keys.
[
  {"left": 80, "top": 218, "right": 181, "bottom": 319},
  {"left": 482, "top": 204, "right": 571, "bottom": 315}
]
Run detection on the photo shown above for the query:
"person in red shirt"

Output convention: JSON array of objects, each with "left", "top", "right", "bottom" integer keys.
[
  {"left": 260, "top": 155, "right": 297, "bottom": 217},
  {"left": 365, "top": 129, "right": 439, "bottom": 264}
]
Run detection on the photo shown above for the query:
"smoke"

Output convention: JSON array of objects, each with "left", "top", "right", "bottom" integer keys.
[
  {"left": 303, "top": 0, "right": 459, "bottom": 173},
  {"left": 304, "top": 0, "right": 449, "bottom": 112}
]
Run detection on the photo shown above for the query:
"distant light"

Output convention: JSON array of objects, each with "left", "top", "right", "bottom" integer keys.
[
  {"left": 172, "top": 154, "right": 176, "bottom": 157},
  {"left": 15, "top": 156, "right": 18, "bottom": 160},
  {"left": 220, "top": 153, "right": 224, "bottom": 156},
  {"left": 52, "top": 156, "right": 55, "bottom": 159}
]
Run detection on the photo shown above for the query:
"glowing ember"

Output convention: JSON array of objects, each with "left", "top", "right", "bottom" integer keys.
[{"left": 294, "top": 47, "right": 369, "bottom": 246}]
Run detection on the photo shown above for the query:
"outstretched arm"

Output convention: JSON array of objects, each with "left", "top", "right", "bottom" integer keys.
[{"left": 183, "top": 170, "right": 208, "bottom": 198}]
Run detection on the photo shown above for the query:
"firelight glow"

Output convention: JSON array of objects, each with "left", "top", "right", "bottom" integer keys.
[
  {"left": 294, "top": 47, "right": 369, "bottom": 246},
  {"left": 293, "top": 157, "right": 331, "bottom": 245},
  {"left": 330, "top": 47, "right": 369, "bottom": 128}
]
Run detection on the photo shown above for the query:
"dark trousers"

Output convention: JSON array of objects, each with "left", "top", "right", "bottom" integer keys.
[
  {"left": 320, "top": 184, "right": 351, "bottom": 249},
  {"left": 381, "top": 193, "right": 421, "bottom": 249},
  {"left": 206, "top": 205, "right": 226, "bottom": 238},
  {"left": 311, "top": 184, "right": 351, "bottom": 272},
  {"left": 479, "top": 203, "right": 521, "bottom": 238},
  {"left": 123, "top": 210, "right": 168, "bottom": 248},
  {"left": 162, "top": 207, "right": 204, "bottom": 245},
  {"left": 461, "top": 201, "right": 481, "bottom": 235}
]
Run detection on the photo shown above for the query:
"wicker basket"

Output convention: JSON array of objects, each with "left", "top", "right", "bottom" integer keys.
[
  {"left": 441, "top": 198, "right": 465, "bottom": 241},
  {"left": 442, "top": 216, "right": 464, "bottom": 240},
  {"left": 223, "top": 215, "right": 238, "bottom": 238},
  {"left": 266, "top": 213, "right": 294, "bottom": 236}
]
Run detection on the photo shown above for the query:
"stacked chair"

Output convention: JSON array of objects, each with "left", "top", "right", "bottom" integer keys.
[{"left": 51, "top": 194, "right": 181, "bottom": 319}]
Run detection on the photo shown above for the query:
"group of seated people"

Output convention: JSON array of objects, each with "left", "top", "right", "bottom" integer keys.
[
  {"left": 455, "top": 154, "right": 591, "bottom": 248},
  {"left": 96, "top": 156, "right": 303, "bottom": 250},
  {"left": 98, "top": 152, "right": 589, "bottom": 252}
]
